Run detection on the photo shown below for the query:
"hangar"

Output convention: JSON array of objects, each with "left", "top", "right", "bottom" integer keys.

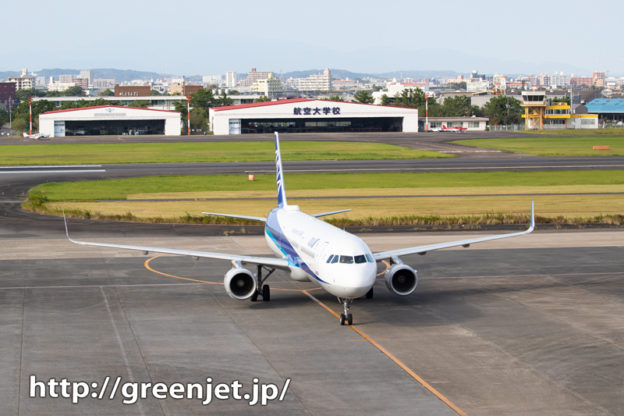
[
  {"left": 39, "top": 105, "right": 181, "bottom": 137},
  {"left": 209, "top": 98, "right": 419, "bottom": 135}
]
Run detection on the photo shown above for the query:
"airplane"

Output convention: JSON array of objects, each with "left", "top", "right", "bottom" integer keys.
[
  {"left": 442, "top": 125, "right": 467, "bottom": 133},
  {"left": 64, "top": 132, "right": 535, "bottom": 326},
  {"left": 23, "top": 132, "right": 49, "bottom": 139}
]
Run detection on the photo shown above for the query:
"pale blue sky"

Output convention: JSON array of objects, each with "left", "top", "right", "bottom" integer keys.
[{"left": 3, "top": 0, "right": 622, "bottom": 76}]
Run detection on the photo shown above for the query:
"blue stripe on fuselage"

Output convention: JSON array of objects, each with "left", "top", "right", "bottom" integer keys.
[{"left": 265, "top": 210, "right": 328, "bottom": 284}]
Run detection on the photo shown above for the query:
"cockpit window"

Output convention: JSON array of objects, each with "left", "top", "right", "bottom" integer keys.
[
  {"left": 339, "top": 255, "right": 354, "bottom": 264},
  {"left": 330, "top": 255, "right": 339, "bottom": 264},
  {"left": 365, "top": 253, "right": 374, "bottom": 263},
  {"left": 326, "top": 255, "right": 334, "bottom": 263},
  {"left": 354, "top": 255, "right": 367, "bottom": 264}
]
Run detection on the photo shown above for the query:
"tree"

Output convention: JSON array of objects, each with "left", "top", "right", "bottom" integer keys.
[
  {"left": 395, "top": 89, "right": 443, "bottom": 116},
  {"left": 0, "top": 109, "right": 8, "bottom": 126},
  {"left": 16, "top": 89, "right": 46, "bottom": 102},
  {"left": 483, "top": 96, "right": 523, "bottom": 125},
  {"left": 255, "top": 96, "right": 271, "bottom": 103},
  {"left": 380, "top": 94, "right": 391, "bottom": 106},
  {"left": 98, "top": 89, "right": 115, "bottom": 97},
  {"left": 174, "top": 100, "right": 189, "bottom": 134},
  {"left": 63, "top": 86, "right": 85, "bottom": 96},
  {"left": 191, "top": 88, "right": 215, "bottom": 110},
  {"left": 132, "top": 100, "right": 151, "bottom": 108},
  {"left": 441, "top": 95, "right": 472, "bottom": 117},
  {"left": 327, "top": 95, "right": 344, "bottom": 102},
  {"left": 214, "top": 91, "right": 232, "bottom": 107},
  {"left": 150, "top": 89, "right": 162, "bottom": 96},
  {"left": 353, "top": 90, "right": 374, "bottom": 104}
]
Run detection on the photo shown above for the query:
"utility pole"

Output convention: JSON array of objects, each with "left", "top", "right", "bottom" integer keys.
[
  {"left": 8, "top": 97, "right": 12, "bottom": 130},
  {"left": 29, "top": 96, "right": 32, "bottom": 135},
  {"left": 425, "top": 94, "right": 429, "bottom": 132},
  {"left": 187, "top": 96, "right": 190, "bottom": 136}
]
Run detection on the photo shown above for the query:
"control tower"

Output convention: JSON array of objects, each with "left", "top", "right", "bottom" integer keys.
[{"left": 521, "top": 91, "right": 546, "bottom": 129}]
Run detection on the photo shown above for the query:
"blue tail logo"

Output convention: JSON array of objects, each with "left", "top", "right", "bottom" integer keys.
[{"left": 274, "top": 132, "right": 288, "bottom": 208}]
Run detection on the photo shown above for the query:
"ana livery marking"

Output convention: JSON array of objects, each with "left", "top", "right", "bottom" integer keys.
[{"left": 65, "top": 132, "right": 534, "bottom": 325}]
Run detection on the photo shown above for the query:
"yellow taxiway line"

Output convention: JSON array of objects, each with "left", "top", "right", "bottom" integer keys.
[{"left": 144, "top": 255, "right": 467, "bottom": 416}]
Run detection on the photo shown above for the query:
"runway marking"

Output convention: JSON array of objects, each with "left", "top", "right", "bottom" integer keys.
[
  {"left": 0, "top": 169, "right": 106, "bottom": 174},
  {"left": 143, "top": 255, "right": 313, "bottom": 292},
  {"left": 301, "top": 290, "right": 467, "bottom": 416},
  {"left": 144, "top": 256, "right": 223, "bottom": 285},
  {"left": 0, "top": 164, "right": 104, "bottom": 168},
  {"left": 143, "top": 256, "right": 466, "bottom": 415}
]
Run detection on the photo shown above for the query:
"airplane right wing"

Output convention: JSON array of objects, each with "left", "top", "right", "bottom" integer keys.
[
  {"left": 63, "top": 214, "right": 289, "bottom": 269},
  {"left": 373, "top": 201, "right": 535, "bottom": 261}
]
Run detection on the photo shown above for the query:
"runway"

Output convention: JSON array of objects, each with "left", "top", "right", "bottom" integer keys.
[{"left": 1, "top": 228, "right": 623, "bottom": 415}]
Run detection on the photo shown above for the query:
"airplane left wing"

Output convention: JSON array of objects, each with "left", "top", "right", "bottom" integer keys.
[
  {"left": 63, "top": 214, "right": 289, "bottom": 269},
  {"left": 373, "top": 201, "right": 534, "bottom": 261}
]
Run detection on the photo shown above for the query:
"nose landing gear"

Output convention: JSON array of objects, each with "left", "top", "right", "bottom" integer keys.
[{"left": 339, "top": 298, "right": 353, "bottom": 326}]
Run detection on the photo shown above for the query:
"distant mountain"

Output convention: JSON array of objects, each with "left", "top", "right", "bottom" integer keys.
[
  {"left": 280, "top": 68, "right": 460, "bottom": 81},
  {"left": 0, "top": 68, "right": 168, "bottom": 83}
]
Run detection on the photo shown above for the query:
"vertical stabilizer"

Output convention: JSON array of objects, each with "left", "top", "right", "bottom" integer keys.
[{"left": 274, "top": 132, "right": 288, "bottom": 208}]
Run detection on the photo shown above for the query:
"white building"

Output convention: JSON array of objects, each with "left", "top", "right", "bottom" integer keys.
[
  {"left": 209, "top": 98, "right": 418, "bottom": 135},
  {"left": 250, "top": 73, "right": 284, "bottom": 96},
  {"left": 8, "top": 68, "right": 34, "bottom": 90},
  {"left": 225, "top": 72, "right": 237, "bottom": 88},
  {"left": 296, "top": 68, "right": 332, "bottom": 91},
  {"left": 372, "top": 81, "right": 427, "bottom": 104},
  {"left": 39, "top": 105, "right": 181, "bottom": 137}
]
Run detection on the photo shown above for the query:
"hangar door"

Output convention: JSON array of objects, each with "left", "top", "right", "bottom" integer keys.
[
  {"left": 64, "top": 119, "right": 165, "bottom": 136},
  {"left": 240, "top": 117, "right": 403, "bottom": 134}
]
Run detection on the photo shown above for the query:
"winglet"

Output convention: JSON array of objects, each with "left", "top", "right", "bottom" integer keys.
[
  {"left": 274, "top": 131, "right": 288, "bottom": 208},
  {"left": 529, "top": 199, "right": 535, "bottom": 232}
]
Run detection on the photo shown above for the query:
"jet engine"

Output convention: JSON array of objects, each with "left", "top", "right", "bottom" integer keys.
[
  {"left": 224, "top": 268, "right": 257, "bottom": 300},
  {"left": 384, "top": 264, "right": 418, "bottom": 296}
]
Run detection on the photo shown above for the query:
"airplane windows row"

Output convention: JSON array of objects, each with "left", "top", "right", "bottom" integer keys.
[{"left": 326, "top": 254, "right": 375, "bottom": 264}]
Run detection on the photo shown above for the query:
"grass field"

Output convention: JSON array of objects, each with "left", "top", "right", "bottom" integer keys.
[
  {"left": 0, "top": 141, "right": 449, "bottom": 165},
  {"left": 454, "top": 137, "right": 624, "bottom": 156},
  {"left": 522, "top": 128, "right": 624, "bottom": 136},
  {"left": 29, "top": 170, "right": 624, "bottom": 227},
  {"left": 29, "top": 170, "right": 624, "bottom": 201}
]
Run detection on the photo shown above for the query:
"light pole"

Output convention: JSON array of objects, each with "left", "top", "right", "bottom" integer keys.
[
  {"left": 425, "top": 94, "right": 429, "bottom": 132},
  {"left": 29, "top": 96, "right": 32, "bottom": 135},
  {"left": 187, "top": 96, "right": 190, "bottom": 136}
]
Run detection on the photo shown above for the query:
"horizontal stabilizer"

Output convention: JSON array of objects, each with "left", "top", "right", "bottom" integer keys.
[
  {"left": 202, "top": 212, "right": 267, "bottom": 222},
  {"left": 312, "top": 209, "right": 352, "bottom": 218}
]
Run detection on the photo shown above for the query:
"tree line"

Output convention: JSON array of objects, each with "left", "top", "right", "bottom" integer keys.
[{"left": 352, "top": 88, "right": 523, "bottom": 125}]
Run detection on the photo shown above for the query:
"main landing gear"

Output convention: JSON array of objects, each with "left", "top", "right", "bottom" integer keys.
[
  {"left": 251, "top": 265, "right": 275, "bottom": 302},
  {"left": 338, "top": 298, "right": 353, "bottom": 326}
]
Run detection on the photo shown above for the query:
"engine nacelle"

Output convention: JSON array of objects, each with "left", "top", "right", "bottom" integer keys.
[
  {"left": 384, "top": 264, "right": 418, "bottom": 296},
  {"left": 224, "top": 268, "right": 257, "bottom": 300}
]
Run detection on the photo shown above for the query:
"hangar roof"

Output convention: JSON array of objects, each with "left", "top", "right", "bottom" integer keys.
[
  {"left": 585, "top": 99, "right": 624, "bottom": 114},
  {"left": 212, "top": 98, "right": 418, "bottom": 113},
  {"left": 41, "top": 105, "right": 178, "bottom": 115}
]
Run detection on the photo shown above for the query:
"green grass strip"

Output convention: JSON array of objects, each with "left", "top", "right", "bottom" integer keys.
[
  {"left": 0, "top": 141, "right": 450, "bottom": 165},
  {"left": 454, "top": 137, "right": 624, "bottom": 156},
  {"left": 30, "top": 170, "right": 624, "bottom": 202},
  {"left": 521, "top": 128, "right": 624, "bottom": 136}
]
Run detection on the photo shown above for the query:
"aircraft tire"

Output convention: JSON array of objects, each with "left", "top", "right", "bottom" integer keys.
[{"left": 262, "top": 285, "right": 270, "bottom": 302}]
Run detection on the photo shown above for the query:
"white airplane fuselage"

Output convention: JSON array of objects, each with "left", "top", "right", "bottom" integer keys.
[{"left": 264, "top": 205, "right": 377, "bottom": 299}]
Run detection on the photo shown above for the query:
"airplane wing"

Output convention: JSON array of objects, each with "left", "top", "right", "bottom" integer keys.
[
  {"left": 202, "top": 212, "right": 267, "bottom": 222},
  {"left": 312, "top": 209, "right": 352, "bottom": 218},
  {"left": 63, "top": 214, "right": 289, "bottom": 269},
  {"left": 373, "top": 201, "right": 534, "bottom": 261}
]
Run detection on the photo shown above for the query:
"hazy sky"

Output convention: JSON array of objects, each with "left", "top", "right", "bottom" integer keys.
[{"left": 4, "top": 0, "right": 622, "bottom": 76}]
